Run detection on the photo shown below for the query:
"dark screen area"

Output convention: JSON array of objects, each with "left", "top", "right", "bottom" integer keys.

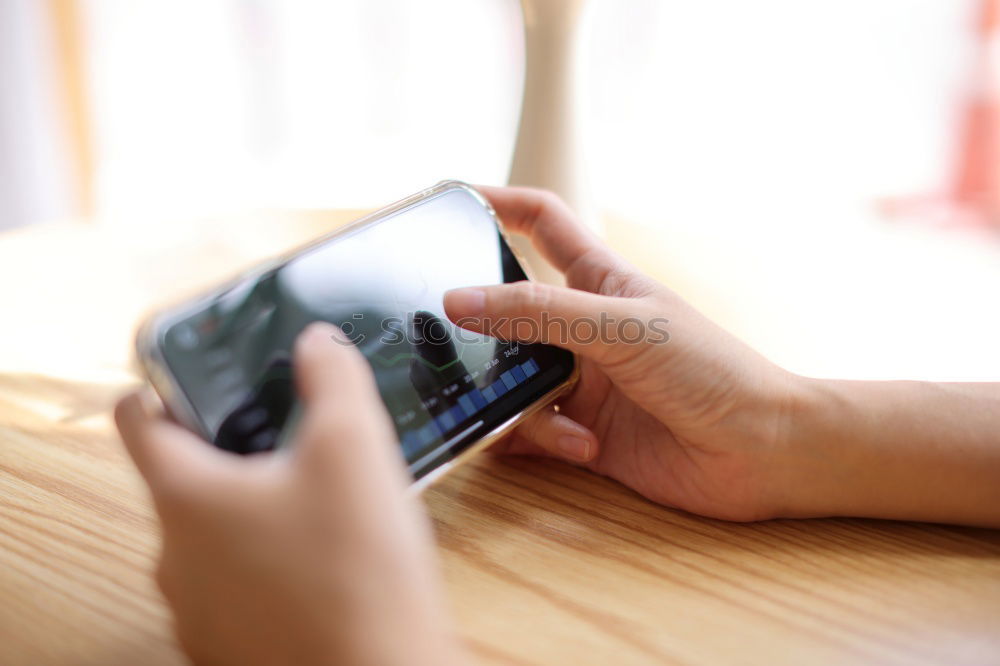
[{"left": 158, "top": 186, "right": 574, "bottom": 479}]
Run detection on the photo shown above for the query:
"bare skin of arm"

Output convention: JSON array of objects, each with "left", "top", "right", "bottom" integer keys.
[{"left": 775, "top": 379, "right": 1000, "bottom": 525}]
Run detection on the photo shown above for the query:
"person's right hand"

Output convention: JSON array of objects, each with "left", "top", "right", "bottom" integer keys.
[{"left": 444, "top": 186, "right": 803, "bottom": 522}]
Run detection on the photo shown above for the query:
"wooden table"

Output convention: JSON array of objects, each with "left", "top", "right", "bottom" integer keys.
[{"left": 1, "top": 210, "right": 999, "bottom": 666}]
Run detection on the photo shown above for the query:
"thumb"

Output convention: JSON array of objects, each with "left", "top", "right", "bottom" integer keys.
[
  {"left": 291, "top": 322, "right": 400, "bottom": 468},
  {"left": 115, "top": 390, "right": 235, "bottom": 501},
  {"left": 444, "top": 281, "right": 645, "bottom": 363},
  {"left": 293, "top": 322, "right": 376, "bottom": 410}
]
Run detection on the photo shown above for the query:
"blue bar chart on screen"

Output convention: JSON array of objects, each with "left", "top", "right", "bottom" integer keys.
[{"left": 400, "top": 357, "right": 541, "bottom": 459}]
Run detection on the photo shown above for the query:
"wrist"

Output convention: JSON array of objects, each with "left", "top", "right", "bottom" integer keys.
[
  {"left": 759, "top": 374, "right": 849, "bottom": 520},
  {"left": 764, "top": 375, "right": 896, "bottom": 520},
  {"left": 713, "top": 366, "right": 827, "bottom": 521}
]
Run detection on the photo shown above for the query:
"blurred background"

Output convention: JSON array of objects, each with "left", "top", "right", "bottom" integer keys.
[
  {"left": 0, "top": 0, "right": 975, "bottom": 226},
  {"left": 2, "top": 0, "right": 999, "bottom": 381}
]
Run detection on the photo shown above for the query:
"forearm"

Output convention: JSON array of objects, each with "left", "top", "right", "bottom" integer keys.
[{"left": 776, "top": 378, "right": 1000, "bottom": 526}]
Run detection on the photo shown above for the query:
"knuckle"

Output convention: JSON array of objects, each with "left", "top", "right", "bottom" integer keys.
[
  {"left": 511, "top": 281, "right": 550, "bottom": 314},
  {"left": 590, "top": 261, "right": 647, "bottom": 298},
  {"left": 596, "top": 266, "right": 630, "bottom": 296},
  {"left": 537, "top": 189, "right": 568, "bottom": 215},
  {"left": 520, "top": 188, "right": 570, "bottom": 231}
]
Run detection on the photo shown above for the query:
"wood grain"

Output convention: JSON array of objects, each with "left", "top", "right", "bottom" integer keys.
[{"left": 1, "top": 211, "right": 999, "bottom": 665}]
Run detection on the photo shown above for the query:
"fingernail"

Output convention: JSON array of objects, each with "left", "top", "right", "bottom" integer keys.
[
  {"left": 557, "top": 435, "right": 591, "bottom": 462},
  {"left": 444, "top": 288, "right": 486, "bottom": 318}
]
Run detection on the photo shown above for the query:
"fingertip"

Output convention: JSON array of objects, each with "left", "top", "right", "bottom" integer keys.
[
  {"left": 293, "top": 321, "right": 382, "bottom": 429},
  {"left": 295, "top": 322, "right": 357, "bottom": 389},
  {"left": 295, "top": 321, "right": 342, "bottom": 357},
  {"left": 472, "top": 183, "right": 512, "bottom": 201},
  {"left": 555, "top": 433, "right": 598, "bottom": 463},
  {"left": 115, "top": 390, "right": 154, "bottom": 459},
  {"left": 115, "top": 389, "right": 210, "bottom": 489},
  {"left": 550, "top": 416, "right": 599, "bottom": 463},
  {"left": 443, "top": 287, "right": 486, "bottom": 322},
  {"left": 512, "top": 410, "right": 599, "bottom": 464},
  {"left": 114, "top": 391, "right": 142, "bottom": 430}
]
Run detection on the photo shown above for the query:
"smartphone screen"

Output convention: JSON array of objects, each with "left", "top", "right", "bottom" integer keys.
[{"left": 156, "top": 185, "right": 575, "bottom": 480}]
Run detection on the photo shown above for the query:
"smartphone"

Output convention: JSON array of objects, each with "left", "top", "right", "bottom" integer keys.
[{"left": 136, "top": 181, "right": 577, "bottom": 490}]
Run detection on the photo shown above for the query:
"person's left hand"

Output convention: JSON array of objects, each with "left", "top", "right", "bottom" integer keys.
[{"left": 116, "top": 322, "right": 464, "bottom": 666}]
